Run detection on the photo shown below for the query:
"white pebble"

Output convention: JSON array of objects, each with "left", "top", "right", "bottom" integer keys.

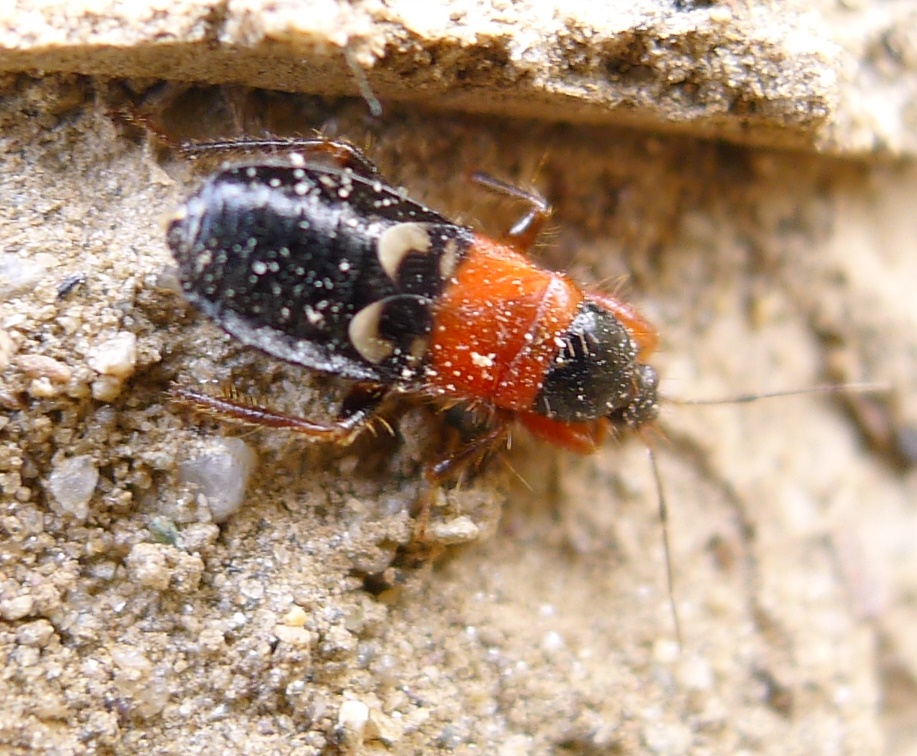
[
  {"left": 91, "top": 375, "right": 124, "bottom": 402},
  {"left": 273, "top": 625, "right": 312, "bottom": 648},
  {"left": 29, "top": 377, "right": 60, "bottom": 398},
  {"left": 47, "top": 455, "right": 98, "bottom": 520},
  {"left": 178, "top": 438, "right": 257, "bottom": 523},
  {"left": 87, "top": 331, "right": 137, "bottom": 379},
  {"left": 0, "top": 594, "right": 34, "bottom": 621},
  {"left": 428, "top": 515, "right": 480, "bottom": 545},
  {"left": 337, "top": 699, "right": 370, "bottom": 748},
  {"left": 0, "top": 253, "right": 46, "bottom": 298},
  {"left": 653, "top": 638, "right": 681, "bottom": 664}
]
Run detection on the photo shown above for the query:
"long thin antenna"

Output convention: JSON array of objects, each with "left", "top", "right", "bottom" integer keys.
[
  {"left": 648, "top": 446, "right": 682, "bottom": 650},
  {"left": 344, "top": 48, "right": 383, "bottom": 118},
  {"left": 662, "top": 382, "right": 890, "bottom": 407}
]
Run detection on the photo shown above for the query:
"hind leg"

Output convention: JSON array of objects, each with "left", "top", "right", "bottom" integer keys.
[{"left": 170, "top": 382, "right": 388, "bottom": 444}]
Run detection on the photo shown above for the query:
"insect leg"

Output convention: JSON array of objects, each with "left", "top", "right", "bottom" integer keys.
[
  {"left": 113, "top": 105, "right": 183, "bottom": 149},
  {"left": 170, "top": 383, "right": 388, "bottom": 444},
  {"left": 412, "top": 414, "right": 511, "bottom": 541},
  {"left": 470, "top": 172, "right": 552, "bottom": 254},
  {"left": 425, "top": 413, "right": 512, "bottom": 485},
  {"left": 118, "top": 109, "right": 379, "bottom": 177},
  {"left": 179, "top": 137, "right": 380, "bottom": 177}
]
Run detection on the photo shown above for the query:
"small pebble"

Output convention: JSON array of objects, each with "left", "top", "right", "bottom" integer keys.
[
  {"left": 0, "top": 594, "right": 34, "bottom": 621},
  {"left": 337, "top": 699, "right": 369, "bottom": 749},
  {"left": 15, "top": 619, "right": 55, "bottom": 648},
  {"left": 91, "top": 375, "right": 124, "bottom": 402},
  {"left": 428, "top": 515, "right": 480, "bottom": 545},
  {"left": 16, "top": 354, "right": 71, "bottom": 383},
  {"left": 29, "top": 377, "right": 61, "bottom": 398},
  {"left": 125, "top": 543, "right": 170, "bottom": 591},
  {"left": 282, "top": 606, "right": 308, "bottom": 627},
  {"left": 124, "top": 543, "right": 203, "bottom": 594},
  {"left": 366, "top": 708, "right": 403, "bottom": 745},
  {"left": 0, "top": 253, "right": 46, "bottom": 298},
  {"left": 47, "top": 455, "right": 98, "bottom": 520},
  {"left": 653, "top": 638, "right": 681, "bottom": 664},
  {"left": 677, "top": 654, "right": 714, "bottom": 691},
  {"left": 642, "top": 721, "right": 693, "bottom": 755},
  {"left": 274, "top": 625, "right": 312, "bottom": 648},
  {"left": 87, "top": 331, "right": 137, "bottom": 379},
  {"left": 541, "top": 630, "right": 565, "bottom": 654},
  {"left": 498, "top": 735, "right": 535, "bottom": 756},
  {"left": 178, "top": 438, "right": 257, "bottom": 523}
]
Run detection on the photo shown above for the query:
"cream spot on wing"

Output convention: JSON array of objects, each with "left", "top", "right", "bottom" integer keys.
[
  {"left": 439, "top": 238, "right": 459, "bottom": 279},
  {"left": 348, "top": 300, "right": 395, "bottom": 363},
  {"left": 377, "top": 223, "right": 432, "bottom": 281}
]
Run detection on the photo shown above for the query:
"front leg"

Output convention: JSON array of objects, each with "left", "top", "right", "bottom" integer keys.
[{"left": 411, "top": 410, "right": 512, "bottom": 542}]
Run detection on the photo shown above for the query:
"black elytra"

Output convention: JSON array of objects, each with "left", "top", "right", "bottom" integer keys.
[{"left": 167, "top": 161, "right": 475, "bottom": 384}]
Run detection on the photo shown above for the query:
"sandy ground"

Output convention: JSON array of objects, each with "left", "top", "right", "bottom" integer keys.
[{"left": 1, "top": 3, "right": 917, "bottom": 755}]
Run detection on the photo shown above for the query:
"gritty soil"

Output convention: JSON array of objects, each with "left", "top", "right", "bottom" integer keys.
[{"left": 0, "top": 75, "right": 916, "bottom": 754}]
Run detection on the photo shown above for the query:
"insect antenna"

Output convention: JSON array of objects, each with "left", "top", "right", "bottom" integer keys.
[
  {"left": 499, "top": 451, "right": 535, "bottom": 494},
  {"left": 344, "top": 47, "right": 383, "bottom": 118},
  {"left": 662, "top": 382, "right": 889, "bottom": 406},
  {"left": 647, "top": 445, "right": 683, "bottom": 650},
  {"left": 651, "top": 379, "right": 891, "bottom": 650}
]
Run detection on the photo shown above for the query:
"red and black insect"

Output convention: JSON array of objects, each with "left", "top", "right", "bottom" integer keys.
[{"left": 167, "top": 138, "right": 660, "bottom": 484}]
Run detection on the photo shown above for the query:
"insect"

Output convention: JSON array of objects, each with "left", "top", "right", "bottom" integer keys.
[
  {"left": 165, "top": 135, "right": 890, "bottom": 644},
  {"left": 167, "top": 138, "right": 661, "bottom": 485}
]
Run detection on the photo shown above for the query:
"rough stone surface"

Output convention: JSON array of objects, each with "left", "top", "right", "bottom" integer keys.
[
  {"left": 0, "top": 1, "right": 915, "bottom": 156},
  {"left": 0, "top": 12, "right": 915, "bottom": 755}
]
